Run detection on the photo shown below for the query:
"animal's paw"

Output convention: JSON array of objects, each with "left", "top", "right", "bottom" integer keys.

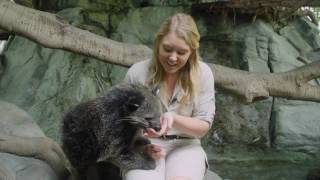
[
  {"left": 125, "top": 160, "right": 156, "bottom": 170},
  {"left": 127, "top": 159, "right": 156, "bottom": 170},
  {"left": 141, "top": 159, "right": 156, "bottom": 170},
  {"left": 134, "top": 136, "right": 151, "bottom": 147}
]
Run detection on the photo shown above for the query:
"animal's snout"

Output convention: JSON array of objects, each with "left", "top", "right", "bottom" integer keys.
[
  {"left": 148, "top": 119, "right": 161, "bottom": 132},
  {"left": 153, "top": 126, "right": 161, "bottom": 132}
]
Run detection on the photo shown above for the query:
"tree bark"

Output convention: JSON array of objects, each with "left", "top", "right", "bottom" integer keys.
[
  {"left": 0, "top": 0, "right": 152, "bottom": 67},
  {"left": 211, "top": 61, "right": 320, "bottom": 103},
  {"left": 0, "top": 0, "right": 319, "bottom": 104},
  {"left": 194, "top": 0, "right": 320, "bottom": 8}
]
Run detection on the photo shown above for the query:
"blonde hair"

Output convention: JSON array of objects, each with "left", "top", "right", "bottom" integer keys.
[{"left": 148, "top": 13, "right": 200, "bottom": 104}]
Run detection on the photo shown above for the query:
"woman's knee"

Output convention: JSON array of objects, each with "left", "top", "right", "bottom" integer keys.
[{"left": 168, "top": 176, "right": 192, "bottom": 180}]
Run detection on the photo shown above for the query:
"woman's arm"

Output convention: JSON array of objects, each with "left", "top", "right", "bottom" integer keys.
[
  {"left": 144, "top": 112, "right": 210, "bottom": 138},
  {"left": 170, "top": 112, "right": 210, "bottom": 138},
  {"left": 171, "top": 62, "right": 214, "bottom": 138}
]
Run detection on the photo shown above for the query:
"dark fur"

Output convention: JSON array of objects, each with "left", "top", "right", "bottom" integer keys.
[
  {"left": 307, "top": 168, "right": 320, "bottom": 180},
  {"left": 62, "top": 83, "right": 161, "bottom": 180}
]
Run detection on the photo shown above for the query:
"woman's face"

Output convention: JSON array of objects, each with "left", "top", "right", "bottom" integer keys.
[{"left": 158, "top": 33, "right": 191, "bottom": 76}]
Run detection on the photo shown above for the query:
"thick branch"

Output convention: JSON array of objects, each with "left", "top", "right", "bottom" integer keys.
[
  {"left": 195, "top": 0, "right": 320, "bottom": 8},
  {"left": 0, "top": 1, "right": 319, "bottom": 103},
  {"left": 0, "top": 0, "right": 151, "bottom": 67},
  {"left": 0, "top": 133, "right": 70, "bottom": 179},
  {"left": 210, "top": 61, "right": 320, "bottom": 103},
  {"left": 277, "top": 60, "right": 320, "bottom": 101}
]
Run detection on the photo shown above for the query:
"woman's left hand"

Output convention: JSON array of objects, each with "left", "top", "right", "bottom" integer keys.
[
  {"left": 144, "top": 112, "right": 176, "bottom": 138},
  {"left": 145, "top": 144, "right": 167, "bottom": 160}
]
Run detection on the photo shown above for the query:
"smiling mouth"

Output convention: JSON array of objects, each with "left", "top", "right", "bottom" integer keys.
[{"left": 167, "top": 62, "right": 177, "bottom": 67}]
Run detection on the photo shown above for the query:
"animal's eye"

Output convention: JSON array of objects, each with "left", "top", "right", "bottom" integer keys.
[{"left": 127, "top": 103, "right": 139, "bottom": 112}]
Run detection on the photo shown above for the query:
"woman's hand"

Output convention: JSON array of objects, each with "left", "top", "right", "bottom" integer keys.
[
  {"left": 144, "top": 112, "right": 176, "bottom": 138},
  {"left": 145, "top": 144, "right": 166, "bottom": 160}
]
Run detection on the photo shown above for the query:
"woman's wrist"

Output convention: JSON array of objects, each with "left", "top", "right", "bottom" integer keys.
[
  {"left": 170, "top": 112, "right": 177, "bottom": 129},
  {"left": 162, "top": 112, "right": 176, "bottom": 131},
  {"left": 168, "top": 113, "right": 210, "bottom": 138}
]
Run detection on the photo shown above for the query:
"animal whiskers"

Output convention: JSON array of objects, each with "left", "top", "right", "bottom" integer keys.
[{"left": 120, "top": 116, "right": 149, "bottom": 128}]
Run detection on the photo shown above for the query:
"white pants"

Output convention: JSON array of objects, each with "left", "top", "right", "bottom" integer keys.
[{"left": 123, "top": 138, "right": 207, "bottom": 180}]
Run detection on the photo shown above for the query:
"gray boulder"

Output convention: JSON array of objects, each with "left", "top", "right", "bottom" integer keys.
[{"left": 0, "top": 100, "right": 58, "bottom": 180}]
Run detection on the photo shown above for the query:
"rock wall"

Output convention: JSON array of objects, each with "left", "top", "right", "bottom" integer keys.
[{"left": 1, "top": 0, "right": 320, "bottom": 162}]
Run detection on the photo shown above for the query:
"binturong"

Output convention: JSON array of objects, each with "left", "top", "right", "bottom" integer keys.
[{"left": 61, "top": 83, "right": 162, "bottom": 180}]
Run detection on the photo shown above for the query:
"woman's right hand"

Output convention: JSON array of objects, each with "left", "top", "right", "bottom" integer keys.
[{"left": 144, "top": 112, "right": 176, "bottom": 138}]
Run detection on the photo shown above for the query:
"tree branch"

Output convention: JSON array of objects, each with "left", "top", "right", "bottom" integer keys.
[
  {"left": 210, "top": 61, "right": 320, "bottom": 103},
  {"left": 0, "top": 0, "right": 319, "bottom": 103},
  {"left": 0, "top": 0, "right": 152, "bottom": 67}
]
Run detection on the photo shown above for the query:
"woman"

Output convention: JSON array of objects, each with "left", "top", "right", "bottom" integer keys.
[{"left": 124, "top": 13, "right": 216, "bottom": 180}]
